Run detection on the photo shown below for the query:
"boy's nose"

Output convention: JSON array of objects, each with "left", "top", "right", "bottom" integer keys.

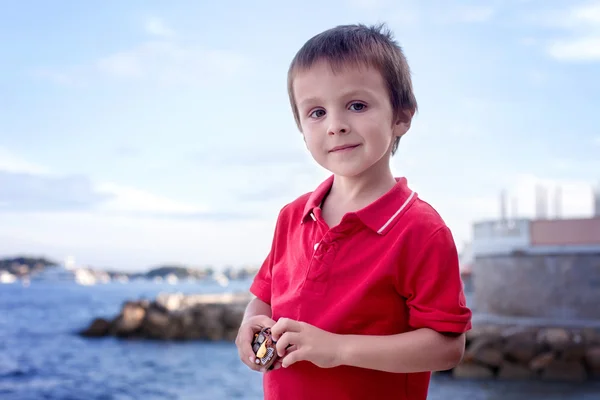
[{"left": 327, "top": 117, "right": 350, "bottom": 136}]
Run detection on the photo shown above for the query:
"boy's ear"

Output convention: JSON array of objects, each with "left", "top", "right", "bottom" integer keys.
[{"left": 393, "top": 109, "right": 414, "bottom": 138}]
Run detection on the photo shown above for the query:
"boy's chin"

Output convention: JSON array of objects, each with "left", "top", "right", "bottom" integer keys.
[{"left": 322, "top": 164, "right": 371, "bottom": 179}]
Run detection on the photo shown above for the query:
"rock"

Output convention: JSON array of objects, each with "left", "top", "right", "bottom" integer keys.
[
  {"left": 80, "top": 318, "right": 111, "bottom": 337},
  {"left": 529, "top": 352, "right": 555, "bottom": 371},
  {"left": 452, "top": 363, "right": 495, "bottom": 379},
  {"left": 195, "top": 304, "right": 226, "bottom": 341},
  {"left": 501, "top": 326, "right": 537, "bottom": 341},
  {"left": 80, "top": 292, "right": 251, "bottom": 342},
  {"left": 142, "top": 304, "right": 176, "bottom": 339},
  {"left": 222, "top": 305, "right": 245, "bottom": 330},
  {"left": 560, "top": 343, "right": 587, "bottom": 362},
  {"left": 466, "top": 325, "right": 503, "bottom": 344},
  {"left": 541, "top": 360, "right": 587, "bottom": 382},
  {"left": 464, "top": 335, "right": 502, "bottom": 363},
  {"left": 111, "top": 301, "right": 146, "bottom": 337},
  {"left": 582, "top": 328, "right": 600, "bottom": 345},
  {"left": 225, "top": 328, "right": 239, "bottom": 342},
  {"left": 584, "top": 346, "right": 600, "bottom": 370},
  {"left": 473, "top": 348, "right": 504, "bottom": 368},
  {"left": 537, "top": 328, "right": 571, "bottom": 351},
  {"left": 179, "top": 309, "right": 203, "bottom": 340},
  {"left": 504, "top": 336, "right": 539, "bottom": 364},
  {"left": 498, "top": 361, "right": 535, "bottom": 380}
]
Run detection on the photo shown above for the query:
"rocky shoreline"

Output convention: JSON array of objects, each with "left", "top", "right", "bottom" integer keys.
[
  {"left": 79, "top": 292, "right": 250, "bottom": 341},
  {"left": 79, "top": 293, "right": 600, "bottom": 382},
  {"left": 448, "top": 324, "right": 600, "bottom": 382}
]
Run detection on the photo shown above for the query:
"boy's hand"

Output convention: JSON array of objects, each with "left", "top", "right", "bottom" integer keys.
[
  {"left": 270, "top": 318, "right": 344, "bottom": 369},
  {"left": 235, "top": 315, "right": 276, "bottom": 372}
]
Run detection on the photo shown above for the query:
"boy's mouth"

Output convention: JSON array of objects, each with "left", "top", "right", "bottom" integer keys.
[{"left": 329, "top": 144, "right": 360, "bottom": 153}]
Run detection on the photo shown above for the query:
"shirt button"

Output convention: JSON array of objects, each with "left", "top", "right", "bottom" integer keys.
[{"left": 314, "top": 243, "right": 319, "bottom": 251}]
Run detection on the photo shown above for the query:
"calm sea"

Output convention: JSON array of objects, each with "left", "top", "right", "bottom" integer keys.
[{"left": 1, "top": 280, "right": 599, "bottom": 399}]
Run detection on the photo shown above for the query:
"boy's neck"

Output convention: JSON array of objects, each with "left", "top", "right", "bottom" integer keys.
[{"left": 328, "top": 161, "right": 397, "bottom": 210}]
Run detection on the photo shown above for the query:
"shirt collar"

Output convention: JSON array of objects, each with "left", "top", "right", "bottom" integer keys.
[{"left": 301, "top": 175, "right": 417, "bottom": 235}]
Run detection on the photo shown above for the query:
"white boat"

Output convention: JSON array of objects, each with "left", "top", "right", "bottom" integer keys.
[
  {"left": 74, "top": 268, "right": 97, "bottom": 286},
  {"left": 0, "top": 271, "right": 17, "bottom": 284},
  {"left": 213, "top": 272, "right": 230, "bottom": 287}
]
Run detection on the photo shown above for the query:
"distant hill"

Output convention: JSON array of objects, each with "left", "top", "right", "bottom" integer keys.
[
  {"left": 0, "top": 256, "right": 59, "bottom": 277},
  {"left": 0, "top": 255, "right": 258, "bottom": 281},
  {"left": 145, "top": 265, "right": 212, "bottom": 279}
]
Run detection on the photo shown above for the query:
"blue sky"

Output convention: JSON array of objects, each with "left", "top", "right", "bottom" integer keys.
[{"left": 1, "top": 0, "right": 599, "bottom": 271}]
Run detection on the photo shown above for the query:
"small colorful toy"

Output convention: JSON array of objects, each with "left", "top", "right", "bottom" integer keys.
[{"left": 252, "top": 327, "right": 278, "bottom": 370}]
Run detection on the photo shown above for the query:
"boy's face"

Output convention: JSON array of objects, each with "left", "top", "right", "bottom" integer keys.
[{"left": 293, "top": 61, "right": 410, "bottom": 178}]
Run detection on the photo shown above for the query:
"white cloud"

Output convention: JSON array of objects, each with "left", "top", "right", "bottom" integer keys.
[
  {"left": 0, "top": 147, "right": 50, "bottom": 174},
  {"left": 544, "top": 2, "right": 600, "bottom": 61},
  {"left": 97, "top": 41, "right": 249, "bottom": 85},
  {"left": 595, "top": 136, "right": 600, "bottom": 146},
  {"left": 548, "top": 37, "right": 600, "bottom": 61},
  {"left": 96, "top": 182, "right": 209, "bottom": 215},
  {"left": 34, "top": 20, "right": 249, "bottom": 87},
  {"left": 570, "top": 2, "right": 600, "bottom": 25},
  {"left": 0, "top": 147, "right": 212, "bottom": 216},
  {"left": 144, "top": 16, "right": 176, "bottom": 38}
]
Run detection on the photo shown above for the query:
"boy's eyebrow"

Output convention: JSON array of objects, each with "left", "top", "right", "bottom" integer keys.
[
  {"left": 297, "top": 89, "right": 376, "bottom": 109},
  {"left": 297, "top": 97, "right": 321, "bottom": 109}
]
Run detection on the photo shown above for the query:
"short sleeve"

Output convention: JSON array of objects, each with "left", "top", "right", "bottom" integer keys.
[
  {"left": 250, "top": 248, "right": 274, "bottom": 305},
  {"left": 402, "top": 226, "right": 472, "bottom": 334},
  {"left": 249, "top": 208, "right": 285, "bottom": 305}
]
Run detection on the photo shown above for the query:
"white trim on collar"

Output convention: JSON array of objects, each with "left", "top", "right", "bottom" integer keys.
[{"left": 377, "top": 191, "right": 415, "bottom": 234}]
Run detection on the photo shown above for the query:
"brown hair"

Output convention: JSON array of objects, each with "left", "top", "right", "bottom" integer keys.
[{"left": 287, "top": 23, "right": 417, "bottom": 155}]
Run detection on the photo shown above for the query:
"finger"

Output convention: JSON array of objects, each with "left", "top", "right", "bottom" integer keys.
[
  {"left": 282, "top": 349, "right": 305, "bottom": 368},
  {"left": 275, "top": 332, "right": 301, "bottom": 357},
  {"left": 254, "top": 316, "right": 276, "bottom": 328},
  {"left": 237, "top": 330, "right": 256, "bottom": 361},
  {"left": 285, "top": 344, "right": 298, "bottom": 354},
  {"left": 271, "top": 318, "right": 302, "bottom": 340},
  {"left": 236, "top": 327, "right": 265, "bottom": 372}
]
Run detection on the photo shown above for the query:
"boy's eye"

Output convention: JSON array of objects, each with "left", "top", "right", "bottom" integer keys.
[
  {"left": 309, "top": 109, "right": 326, "bottom": 118},
  {"left": 349, "top": 102, "right": 366, "bottom": 111}
]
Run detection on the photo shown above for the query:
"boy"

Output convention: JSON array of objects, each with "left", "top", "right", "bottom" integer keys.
[{"left": 235, "top": 23, "right": 472, "bottom": 400}]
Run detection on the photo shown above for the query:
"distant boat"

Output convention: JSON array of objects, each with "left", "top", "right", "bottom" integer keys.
[
  {"left": 0, "top": 271, "right": 17, "bottom": 284},
  {"left": 31, "top": 264, "right": 97, "bottom": 285},
  {"left": 74, "top": 269, "right": 97, "bottom": 286},
  {"left": 213, "top": 272, "right": 230, "bottom": 287}
]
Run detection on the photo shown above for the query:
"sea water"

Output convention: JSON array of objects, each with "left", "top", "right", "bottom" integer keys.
[{"left": 1, "top": 280, "right": 599, "bottom": 399}]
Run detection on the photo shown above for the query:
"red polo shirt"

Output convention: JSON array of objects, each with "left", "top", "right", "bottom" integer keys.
[{"left": 250, "top": 175, "right": 471, "bottom": 400}]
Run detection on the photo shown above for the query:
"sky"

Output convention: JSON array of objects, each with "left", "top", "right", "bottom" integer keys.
[{"left": 1, "top": 0, "right": 599, "bottom": 271}]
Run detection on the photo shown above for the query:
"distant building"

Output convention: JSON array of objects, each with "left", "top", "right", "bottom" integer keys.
[
  {"left": 471, "top": 215, "right": 600, "bottom": 322},
  {"left": 595, "top": 183, "right": 600, "bottom": 217},
  {"left": 472, "top": 216, "right": 600, "bottom": 257}
]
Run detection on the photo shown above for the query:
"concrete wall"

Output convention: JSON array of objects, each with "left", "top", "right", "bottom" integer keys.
[{"left": 473, "top": 252, "right": 600, "bottom": 320}]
